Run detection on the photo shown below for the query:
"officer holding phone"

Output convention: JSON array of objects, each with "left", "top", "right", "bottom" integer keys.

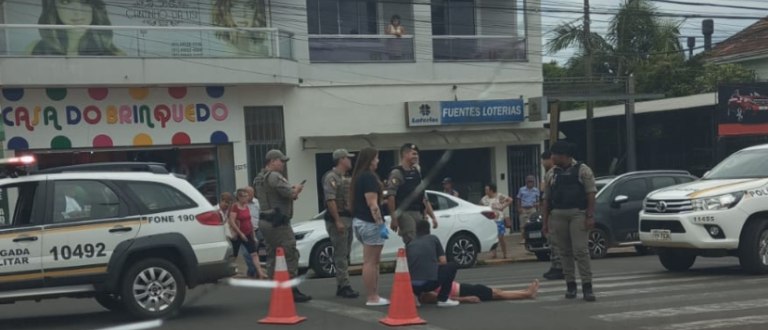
[{"left": 254, "top": 149, "right": 312, "bottom": 302}]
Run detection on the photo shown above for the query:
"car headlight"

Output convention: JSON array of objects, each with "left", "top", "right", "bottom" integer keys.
[
  {"left": 294, "top": 230, "right": 313, "bottom": 240},
  {"left": 691, "top": 192, "right": 743, "bottom": 211}
]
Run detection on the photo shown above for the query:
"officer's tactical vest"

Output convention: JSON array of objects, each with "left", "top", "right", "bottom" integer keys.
[
  {"left": 550, "top": 162, "right": 587, "bottom": 210},
  {"left": 255, "top": 170, "right": 290, "bottom": 216},
  {"left": 393, "top": 165, "right": 426, "bottom": 212},
  {"left": 322, "top": 170, "right": 352, "bottom": 216}
]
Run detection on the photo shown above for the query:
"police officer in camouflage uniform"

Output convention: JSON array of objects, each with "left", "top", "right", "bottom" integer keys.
[
  {"left": 386, "top": 143, "right": 438, "bottom": 245},
  {"left": 253, "top": 149, "right": 312, "bottom": 302},
  {"left": 540, "top": 150, "right": 564, "bottom": 280},
  {"left": 542, "top": 142, "right": 598, "bottom": 302},
  {"left": 322, "top": 149, "right": 360, "bottom": 298}
]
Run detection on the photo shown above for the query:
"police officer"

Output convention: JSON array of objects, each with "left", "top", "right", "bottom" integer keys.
[
  {"left": 386, "top": 143, "right": 438, "bottom": 245},
  {"left": 541, "top": 142, "right": 598, "bottom": 302},
  {"left": 253, "top": 149, "right": 312, "bottom": 302},
  {"left": 540, "top": 150, "right": 564, "bottom": 280},
  {"left": 322, "top": 149, "right": 360, "bottom": 298}
]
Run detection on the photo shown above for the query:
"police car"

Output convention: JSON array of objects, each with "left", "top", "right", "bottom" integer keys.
[
  {"left": 639, "top": 143, "right": 768, "bottom": 274},
  {"left": 0, "top": 157, "right": 235, "bottom": 319}
]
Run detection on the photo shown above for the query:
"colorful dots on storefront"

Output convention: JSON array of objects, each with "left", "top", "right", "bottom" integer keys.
[{"left": 1, "top": 86, "right": 244, "bottom": 204}]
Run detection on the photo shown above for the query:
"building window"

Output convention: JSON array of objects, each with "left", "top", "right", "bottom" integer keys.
[
  {"left": 431, "top": 0, "right": 476, "bottom": 36},
  {"left": 306, "top": 0, "right": 378, "bottom": 35},
  {"left": 245, "top": 106, "right": 286, "bottom": 184}
]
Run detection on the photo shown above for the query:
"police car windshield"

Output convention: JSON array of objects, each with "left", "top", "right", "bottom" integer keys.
[{"left": 704, "top": 150, "right": 768, "bottom": 180}]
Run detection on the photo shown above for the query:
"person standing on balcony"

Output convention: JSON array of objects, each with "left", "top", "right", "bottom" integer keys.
[
  {"left": 29, "top": 0, "right": 125, "bottom": 56},
  {"left": 386, "top": 15, "right": 407, "bottom": 60},
  {"left": 212, "top": 0, "right": 269, "bottom": 56}
]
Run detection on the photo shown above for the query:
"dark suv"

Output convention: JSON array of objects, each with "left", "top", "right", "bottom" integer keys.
[{"left": 524, "top": 171, "right": 698, "bottom": 261}]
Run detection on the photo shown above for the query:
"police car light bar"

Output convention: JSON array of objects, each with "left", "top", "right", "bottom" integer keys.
[{"left": 0, "top": 155, "right": 36, "bottom": 166}]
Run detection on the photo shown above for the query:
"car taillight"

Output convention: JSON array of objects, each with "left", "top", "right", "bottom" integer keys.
[
  {"left": 481, "top": 211, "right": 497, "bottom": 220},
  {"left": 196, "top": 211, "right": 223, "bottom": 226}
]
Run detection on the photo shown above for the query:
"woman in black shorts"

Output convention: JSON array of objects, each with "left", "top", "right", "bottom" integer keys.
[{"left": 418, "top": 279, "right": 539, "bottom": 304}]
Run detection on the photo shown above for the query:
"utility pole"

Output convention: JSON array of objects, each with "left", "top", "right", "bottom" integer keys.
[
  {"left": 625, "top": 75, "right": 637, "bottom": 172},
  {"left": 584, "top": 0, "right": 595, "bottom": 168}
]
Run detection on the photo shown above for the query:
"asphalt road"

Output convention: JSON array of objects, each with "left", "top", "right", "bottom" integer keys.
[{"left": 3, "top": 255, "right": 768, "bottom": 330}]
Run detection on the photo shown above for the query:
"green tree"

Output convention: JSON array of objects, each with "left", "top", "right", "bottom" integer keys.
[{"left": 546, "top": 0, "right": 683, "bottom": 79}]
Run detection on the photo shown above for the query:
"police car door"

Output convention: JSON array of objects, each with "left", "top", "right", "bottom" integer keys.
[
  {"left": 0, "top": 180, "right": 46, "bottom": 292},
  {"left": 41, "top": 179, "right": 139, "bottom": 287}
]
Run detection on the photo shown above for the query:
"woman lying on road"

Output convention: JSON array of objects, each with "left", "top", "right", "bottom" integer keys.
[{"left": 418, "top": 279, "right": 539, "bottom": 304}]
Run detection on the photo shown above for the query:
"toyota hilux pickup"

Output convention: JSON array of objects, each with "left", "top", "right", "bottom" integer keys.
[{"left": 639, "top": 143, "right": 768, "bottom": 274}]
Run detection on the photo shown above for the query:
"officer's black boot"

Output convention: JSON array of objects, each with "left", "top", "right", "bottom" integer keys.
[
  {"left": 582, "top": 282, "right": 596, "bottom": 302},
  {"left": 565, "top": 281, "right": 577, "bottom": 299},
  {"left": 337, "top": 285, "right": 360, "bottom": 299},
  {"left": 293, "top": 287, "right": 312, "bottom": 302},
  {"left": 543, "top": 268, "right": 564, "bottom": 280}
]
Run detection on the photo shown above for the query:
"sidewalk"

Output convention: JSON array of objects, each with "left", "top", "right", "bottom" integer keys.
[{"left": 234, "top": 232, "right": 637, "bottom": 277}]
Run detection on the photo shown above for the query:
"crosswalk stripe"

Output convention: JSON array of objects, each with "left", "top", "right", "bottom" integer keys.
[
  {"left": 640, "top": 315, "right": 768, "bottom": 330},
  {"left": 490, "top": 274, "right": 662, "bottom": 289},
  {"left": 511, "top": 276, "right": 760, "bottom": 304},
  {"left": 592, "top": 298, "right": 768, "bottom": 322},
  {"left": 545, "top": 287, "right": 763, "bottom": 311},
  {"left": 534, "top": 275, "right": 728, "bottom": 294}
]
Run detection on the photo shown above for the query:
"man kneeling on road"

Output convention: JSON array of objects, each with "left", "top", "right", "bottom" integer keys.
[
  {"left": 407, "top": 220, "right": 460, "bottom": 307},
  {"left": 418, "top": 279, "right": 539, "bottom": 304}
]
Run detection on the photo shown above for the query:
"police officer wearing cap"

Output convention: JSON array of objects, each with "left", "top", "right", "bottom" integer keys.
[
  {"left": 253, "top": 149, "right": 312, "bottom": 302},
  {"left": 541, "top": 142, "right": 598, "bottom": 302},
  {"left": 540, "top": 150, "right": 564, "bottom": 280},
  {"left": 322, "top": 149, "right": 360, "bottom": 298},
  {"left": 386, "top": 143, "right": 438, "bottom": 245}
]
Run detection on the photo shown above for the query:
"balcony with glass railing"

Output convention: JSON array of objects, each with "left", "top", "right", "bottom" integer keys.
[
  {"left": 308, "top": 35, "right": 414, "bottom": 63},
  {"left": 0, "top": 24, "right": 295, "bottom": 59},
  {"left": 431, "top": 0, "right": 528, "bottom": 62}
]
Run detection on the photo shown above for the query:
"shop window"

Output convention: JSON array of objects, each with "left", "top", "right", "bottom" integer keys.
[
  {"left": 122, "top": 182, "right": 197, "bottom": 214},
  {"left": 245, "top": 106, "right": 287, "bottom": 183},
  {"left": 51, "top": 181, "right": 119, "bottom": 223}
]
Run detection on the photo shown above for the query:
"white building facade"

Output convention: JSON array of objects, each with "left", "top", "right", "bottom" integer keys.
[{"left": 0, "top": 0, "right": 546, "bottom": 222}]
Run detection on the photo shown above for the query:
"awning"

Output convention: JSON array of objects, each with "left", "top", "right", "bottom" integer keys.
[{"left": 301, "top": 128, "right": 566, "bottom": 151}]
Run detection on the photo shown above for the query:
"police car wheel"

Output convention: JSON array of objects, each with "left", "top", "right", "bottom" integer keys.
[
  {"left": 94, "top": 293, "right": 124, "bottom": 312},
  {"left": 658, "top": 249, "right": 696, "bottom": 272},
  {"left": 447, "top": 233, "right": 478, "bottom": 268},
  {"left": 310, "top": 240, "right": 336, "bottom": 278},
  {"left": 120, "top": 258, "right": 187, "bottom": 320},
  {"left": 738, "top": 220, "right": 768, "bottom": 275}
]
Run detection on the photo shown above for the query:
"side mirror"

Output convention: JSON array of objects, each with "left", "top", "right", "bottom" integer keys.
[{"left": 613, "top": 195, "right": 629, "bottom": 206}]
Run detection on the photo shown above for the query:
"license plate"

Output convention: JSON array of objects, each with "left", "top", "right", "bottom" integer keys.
[
  {"left": 528, "top": 231, "right": 542, "bottom": 239},
  {"left": 651, "top": 229, "right": 671, "bottom": 241}
]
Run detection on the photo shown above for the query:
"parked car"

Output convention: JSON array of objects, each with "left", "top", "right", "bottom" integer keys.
[
  {"left": 292, "top": 190, "right": 499, "bottom": 278},
  {"left": 640, "top": 144, "right": 768, "bottom": 274},
  {"left": 524, "top": 171, "right": 698, "bottom": 261}
]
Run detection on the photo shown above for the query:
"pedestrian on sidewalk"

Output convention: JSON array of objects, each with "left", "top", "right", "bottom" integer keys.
[
  {"left": 237, "top": 186, "right": 262, "bottom": 278},
  {"left": 349, "top": 147, "right": 390, "bottom": 306},
  {"left": 229, "top": 188, "right": 268, "bottom": 280},
  {"left": 442, "top": 177, "right": 460, "bottom": 198},
  {"left": 322, "top": 149, "right": 360, "bottom": 299},
  {"left": 407, "top": 219, "right": 460, "bottom": 307},
  {"left": 479, "top": 183, "right": 512, "bottom": 259},
  {"left": 541, "top": 142, "right": 598, "bottom": 302},
  {"left": 386, "top": 143, "right": 438, "bottom": 245},
  {"left": 540, "top": 150, "right": 564, "bottom": 280},
  {"left": 516, "top": 175, "right": 540, "bottom": 245}
]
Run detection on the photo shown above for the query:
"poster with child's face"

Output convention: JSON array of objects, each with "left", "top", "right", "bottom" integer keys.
[{"left": 4, "top": 0, "right": 269, "bottom": 57}]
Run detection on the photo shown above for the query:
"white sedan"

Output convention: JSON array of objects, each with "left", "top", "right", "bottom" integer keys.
[{"left": 292, "top": 190, "right": 499, "bottom": 278}]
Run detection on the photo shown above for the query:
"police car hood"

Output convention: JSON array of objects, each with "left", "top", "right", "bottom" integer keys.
[{"left": 648, "top": 178, "right": 768, "bottom": 199}]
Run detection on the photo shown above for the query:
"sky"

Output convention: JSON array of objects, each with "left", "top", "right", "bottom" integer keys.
[{"left": 542, "top": 0, "right": 768, "bottom": 63}]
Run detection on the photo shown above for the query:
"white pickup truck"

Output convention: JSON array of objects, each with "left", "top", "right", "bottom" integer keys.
[{"left": 639, "top": 143, "right": 768, "bottom": 275}]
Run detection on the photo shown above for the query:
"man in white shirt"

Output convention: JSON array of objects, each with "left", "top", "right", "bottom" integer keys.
[
  {"left": 63, "top": 186, "right": 86, "bottom": 220},
  {"left": 242, "top": 186, "right": 263, "bottom": 278}
]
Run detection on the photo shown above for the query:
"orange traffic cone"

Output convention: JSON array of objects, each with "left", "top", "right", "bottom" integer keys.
[
  {"left": 380, "top": 248, "right": 427, "bottom": 326},
  {"left": 259, "top": 247, "right": 307, "bottom": 325}
]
